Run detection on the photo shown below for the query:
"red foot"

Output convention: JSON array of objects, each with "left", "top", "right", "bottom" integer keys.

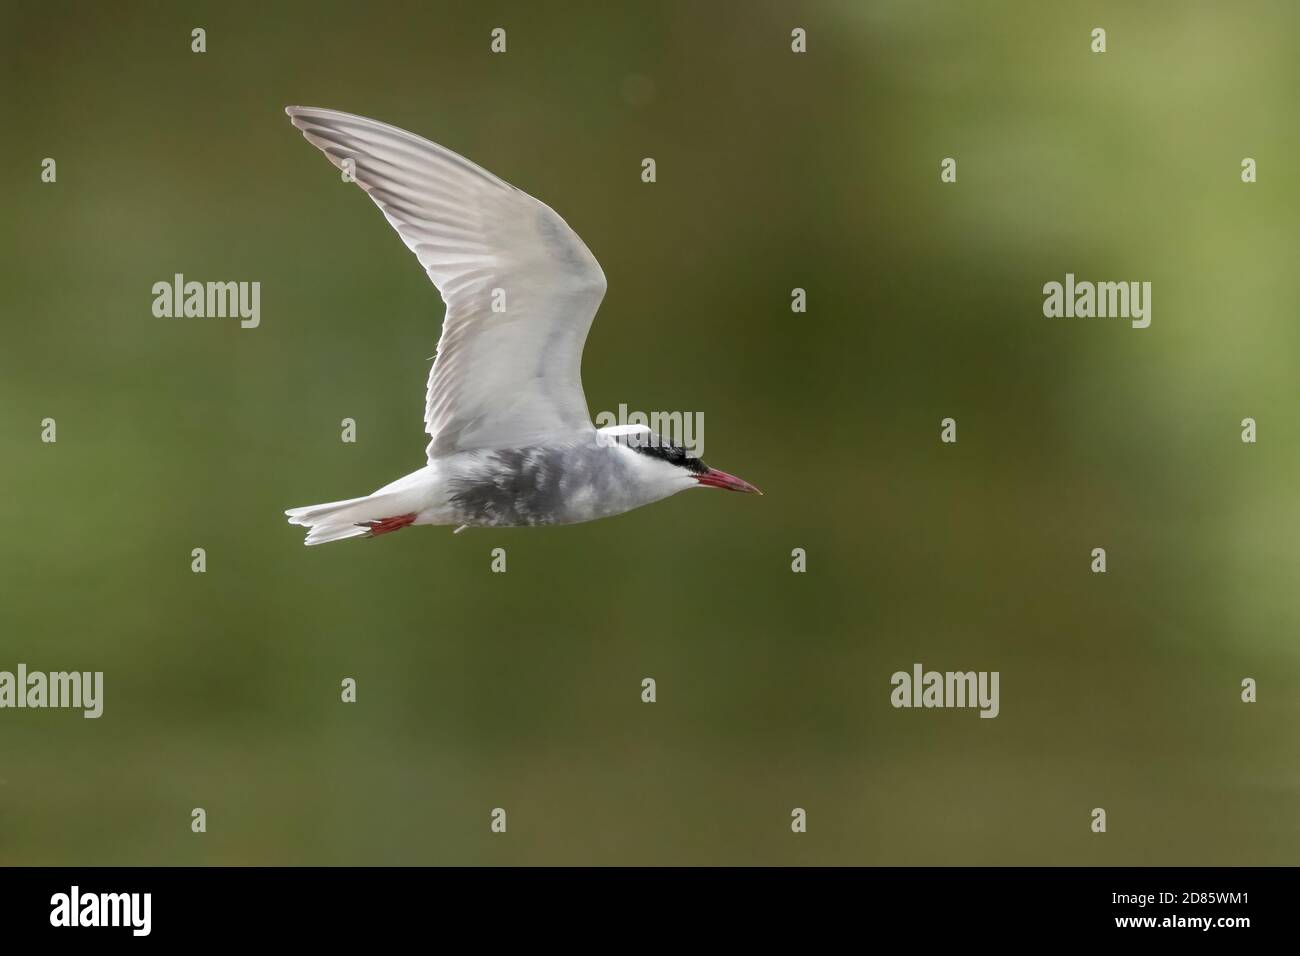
[{"left": 357, "top": 513, "right": 418, "bottom": 537}]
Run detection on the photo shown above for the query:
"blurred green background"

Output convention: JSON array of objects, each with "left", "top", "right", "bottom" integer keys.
[{"left": 2, "top": 0, "right": 1298, "bottom": 865}]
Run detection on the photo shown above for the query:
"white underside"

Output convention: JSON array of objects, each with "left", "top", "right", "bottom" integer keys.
[{"left": 286, "top": 431, "right": 697, "bottom": 545}]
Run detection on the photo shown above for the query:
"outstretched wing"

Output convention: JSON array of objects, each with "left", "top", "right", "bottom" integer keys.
[{"left": 285, "top": 107, "right": 607, "bottom": 458}]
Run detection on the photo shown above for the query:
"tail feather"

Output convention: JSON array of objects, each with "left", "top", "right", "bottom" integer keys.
[{"left": 286, "top": 491, "right": 416, "bottom": 546}]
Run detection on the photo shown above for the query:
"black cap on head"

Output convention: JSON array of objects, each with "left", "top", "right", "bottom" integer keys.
[{"left": 630, "top": 437, "right": 708, "bottom": 474}]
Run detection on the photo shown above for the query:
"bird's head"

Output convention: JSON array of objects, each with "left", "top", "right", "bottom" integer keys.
[{"left": 601, "top": 425, "right": 762, "bottom": 496}]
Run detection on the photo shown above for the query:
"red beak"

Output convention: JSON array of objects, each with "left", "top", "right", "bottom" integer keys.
[{"left": 695, "top": 467, "right": 763, "bottom": 495}]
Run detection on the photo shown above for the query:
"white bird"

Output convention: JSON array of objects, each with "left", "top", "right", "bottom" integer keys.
[{"left": 283, "top": 107, "right": 761, "bottom": 545}]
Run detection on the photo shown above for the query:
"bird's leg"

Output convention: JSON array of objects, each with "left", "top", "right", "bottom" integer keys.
[{"left": 356, "top": 513, "right": 418, "bottom": 537}]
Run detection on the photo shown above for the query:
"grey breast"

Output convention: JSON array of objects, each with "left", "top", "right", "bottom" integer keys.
[{"left": 446, "top": 442, "right": 634, "bottom": 528}]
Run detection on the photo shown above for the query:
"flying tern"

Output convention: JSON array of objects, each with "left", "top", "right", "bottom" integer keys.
[{"left": 283, "top": 107, "right": 761, "bottom": 545}]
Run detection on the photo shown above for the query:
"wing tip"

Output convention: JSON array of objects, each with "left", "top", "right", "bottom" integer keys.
[{"left": 284, "top": 105, "right": 333, "bottom": 124}]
